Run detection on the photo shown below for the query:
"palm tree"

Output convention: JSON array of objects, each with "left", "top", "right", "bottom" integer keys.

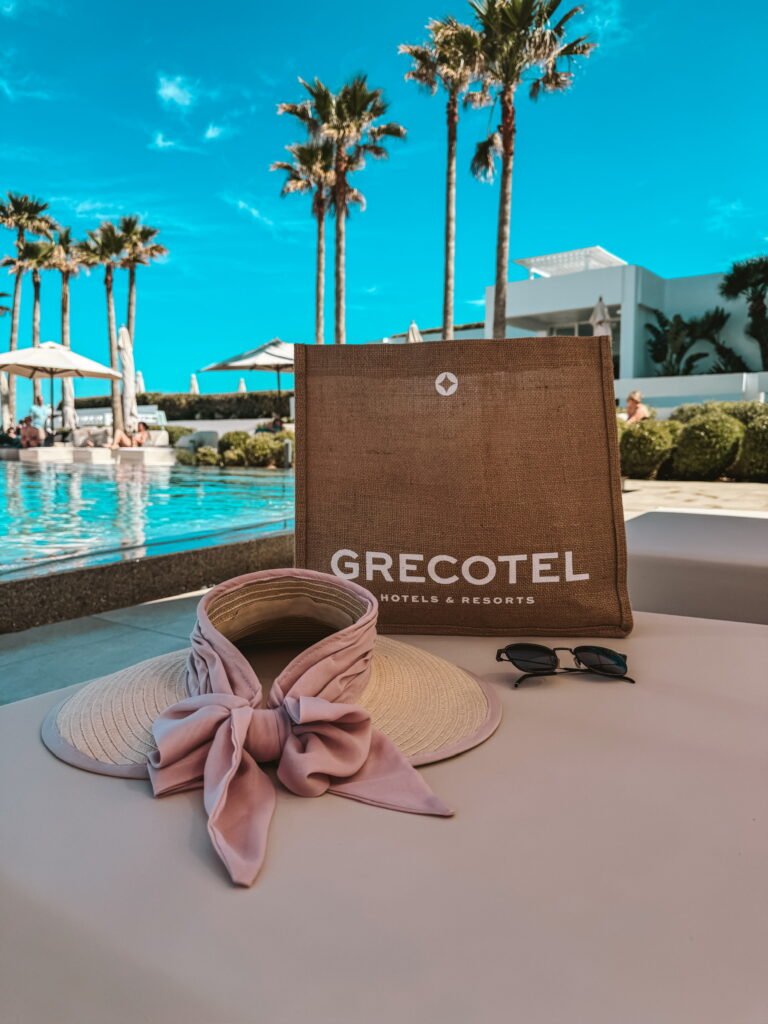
[
  {"left": 118, "top": 216, "right": 167, "bottom": 347},
  {"left": 0, "top": 192, "right": 57, "bottom": 421},
  {"left": 48, "top": 229, "right": 82, "bottom": 428},
  {"left": 0, "top": 293, "right": 9, "bottom": 317},
  {"left": 271, "top": 139, "right": 335, "bottom": 344},
  {"left": 77, "top": 223, "right": 125, "bottom": 432},
  {"left": 469, "top": 0, "right": 594, "bottom": 337},
  {"left": 400, "top": 18, "right": 484, "bottom": 339},
  {"left": 720, "top": 256, "right": 768, "bottom": 370},
  {"left": 22, "top": 241, "right": 55, "bottom": 404},
  {"left": 279, "top": 75, "right": 406, "bottom": 344}
]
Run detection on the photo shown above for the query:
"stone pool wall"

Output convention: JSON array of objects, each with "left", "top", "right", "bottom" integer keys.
[{"left": 0, "top": 531, "right": 293, "bottom": 633}]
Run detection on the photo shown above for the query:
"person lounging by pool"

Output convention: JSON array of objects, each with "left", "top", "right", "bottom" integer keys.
[
  {"left": 20, "top": 416, "right": 44, "bottom": 448},
  {"left": 110, "top": 421, "right": 150, "bottom": 449}
]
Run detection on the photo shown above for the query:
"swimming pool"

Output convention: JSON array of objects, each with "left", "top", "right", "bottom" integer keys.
[{"left": 0, "top": 461, "right": 295, "bottom": 582}]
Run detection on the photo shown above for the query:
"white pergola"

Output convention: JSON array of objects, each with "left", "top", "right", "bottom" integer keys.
[{"left": 515, "top": 246, "right": 627, "bottom": 279}]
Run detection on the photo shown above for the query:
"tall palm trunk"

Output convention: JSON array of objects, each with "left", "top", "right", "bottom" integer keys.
[
  {"left": 7, "top": 227, "right": 25, "bottom": 423},
  {"left": 31, "top": 269, "right": 42, "bottom": 405},
  {"left": 60, "top": 271, "right": 75, "bottom": 430},
  {"left": 127, "top": 264, "right": 137, "bottom": 345},
  {"left": 443, "top": 90, "right": 459, "bottom": 342},
  {"left": 104, "top": 265, "right": 124, "bottom": 433},
  {"left": 492, "top": 88, "right": 516, "bottom": 339},
  {"left": 334, "top": 158, "right": 347, "bottom": 345},
  {"left": 315, "top": 200, "right": 326, "bottom": 345}
]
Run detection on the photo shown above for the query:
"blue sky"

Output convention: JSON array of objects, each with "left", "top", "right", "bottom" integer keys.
[{"left": 2, "top": 0, "right": 767, "bottom": 407}]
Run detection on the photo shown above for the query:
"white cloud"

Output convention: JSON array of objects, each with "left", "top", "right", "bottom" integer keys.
[
  {"left": 234, "top": 199, "right": 274, "bottom": 228},
  {"left": 149, "top": 131, "right": 177, "bottom": 150},
  {"left": 466, "top": 298, "right": 486, "bottom": 307},
  {"left": 580, "top": 0, "right": 629, "bottom": 49},
  {"left": 0, "top": 49, "right": 50, "bottom": 100},
  {"left": 706, "top": 198, "right": 747, "bottom": 233},
  {"left": 157, "top": 74, "right": 195, "bottom": 108},
  {"left": 204, "top": 123, "right": 223, "bottom": 140}
]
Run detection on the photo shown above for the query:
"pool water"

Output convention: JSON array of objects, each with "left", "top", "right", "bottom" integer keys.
[{"left": 0, "top": 462, "right": 295, "bottom": 581}]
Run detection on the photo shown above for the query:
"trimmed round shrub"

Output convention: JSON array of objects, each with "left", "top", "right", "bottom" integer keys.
[
  {"left": 671, "top": 413, "right": 744, "bottom": 480},
  {"left": 195, "top": 445, "right": 220, "bottom": 467},
  {"left": 620, "top": 421, "right": 679, "bottom": 479},
  {"left": 175, "top": 448, "right": 196, "bottom": 466},
  {"left": 735, "top": 413, "right": 768, "bottom": 481},
  {"left": 219, "top": 430, "right": 251, "bottom": 454},
  {"left": 221, "top": 446, "right": 246, "bottom": 467},
  {"left": 166, "top": 425, "right": 194, "bottom": 446},
  {"left": 243, "top": 435, "right": 280, "bottom": 467}
]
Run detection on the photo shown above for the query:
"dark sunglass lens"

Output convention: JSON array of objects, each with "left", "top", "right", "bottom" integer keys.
[
  {"left": 505, "top": 644, "right": 558, "bottom": 673},
  {"left": 574, "top": 646, "right": 627, "bottom": 676}
]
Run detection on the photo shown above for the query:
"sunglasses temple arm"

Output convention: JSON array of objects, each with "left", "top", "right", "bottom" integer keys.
[{"left": 512, "top": 670, "right": 560, "bottom": 688}]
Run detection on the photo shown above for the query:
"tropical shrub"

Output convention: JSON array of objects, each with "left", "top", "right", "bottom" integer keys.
[
  {"left": 671, "top": 413, "right": 744, "bottom": 480},
  {"left": 620, "top": 421, "right": 679, "bottom": 479},
  {"left": 221, "top": 447, "right": 246, "bottom": 467},
  {"left": 175, "top": 448, "right": 196, "bottom": 466},
  {"left": 194, "top": 445, "right": 220, "bottom": 466},
  {"left": 735, "top": 413, "right": 768, "bottom": 481},
  {"left": 244, "top": 435, "right": 281, "bottom": 467},
  {"left": 166, "top": 425, "right": 194, "bottom": 445},
  {"left": 219, "top": 430, "right": 252, "bottom": 454},
  {"left": 670, "top": 400, "right": 767, "bottom": 426}
]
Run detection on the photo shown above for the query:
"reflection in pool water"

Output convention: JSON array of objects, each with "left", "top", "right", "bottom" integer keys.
[{"left": 0, "top": 461, "right": 295, "bottom": 581}]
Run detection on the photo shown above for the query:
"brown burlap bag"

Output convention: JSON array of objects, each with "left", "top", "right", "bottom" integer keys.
[{"left": 295, "top": 337, "right": 632, "bottom": 638}]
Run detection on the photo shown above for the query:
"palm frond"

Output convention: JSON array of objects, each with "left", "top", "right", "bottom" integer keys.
[{"left": 471, "top": 131, "right": 502, "bottom": 181}]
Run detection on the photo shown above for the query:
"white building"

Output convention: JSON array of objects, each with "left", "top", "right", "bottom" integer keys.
[
  {"left": 374, "top": 247, "right": 766, "bottom": 408},
  {"left": 485, "top": 245, "right": 756, "bottom": 379}
]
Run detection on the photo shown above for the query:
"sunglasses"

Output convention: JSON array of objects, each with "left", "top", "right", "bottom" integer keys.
[{"left": 496, "top": 643, "right": 635, "bottom": 687}]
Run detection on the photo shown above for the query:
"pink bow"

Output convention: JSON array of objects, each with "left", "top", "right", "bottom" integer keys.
[
  {"left": 147, "top": 570, "right": 453, "bottom": 886},
  {"left": 149, "top": 691, "right": 451, "bottom": 886}
]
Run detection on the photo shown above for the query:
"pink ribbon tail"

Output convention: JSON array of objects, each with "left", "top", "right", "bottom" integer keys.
[{"left": 328, "top": 728, "right": 454, "bottom": 817}]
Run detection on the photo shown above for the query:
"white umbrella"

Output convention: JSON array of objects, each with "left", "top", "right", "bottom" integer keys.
[
  {"left": 118, "top": 327, "right": 138, "bottom": 435},
  {"left": 406, "top": 321, "right": 424, "bottom": 344},
  {"left": 589, "top": 296, "right": 613, "bottom": 341},
  {"left": 135, "top": 370, "right": 145, "bottom": 394},
  {"left": 237, "top": 377, "right": 247, "bottom": 394},
  {"left": 189, "top": 373, "right": 200, "bottom": 395},
  {"left": 202, "top": 338, "right": 295, "bottom": 404},
  {"left": 0, "top": 341, "right": 120, "bottom": 433}
]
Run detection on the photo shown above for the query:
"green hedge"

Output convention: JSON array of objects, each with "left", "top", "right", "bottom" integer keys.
[
  {"left": 671, "top": 413, "right": 744, "bottom": 480},
  {"left": 75, "top": 390, "right": 292, "bottom": 420},
  {"left": 670, "top": 400, "right": 767, "bottom": 427},
  {"left": 620, "top": 421, "right": 679, "bottom": 479},
  {"left": 736, "top": 413, "right": 768, "bottom": 481},
  {"left": 218, "top": 430, "right": 252, "bottom": 454},
  {"left": 175, "top": 431, "right": 292, "bottom": 468},
  {"left": 166, "top": 425, "right": 194, "bottom": 446}
]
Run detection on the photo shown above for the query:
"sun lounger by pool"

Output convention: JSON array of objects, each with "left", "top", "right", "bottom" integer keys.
[
  {"left": 19, "top": 446, "right": 74, "bottom": 464},
  {"left": 626, "top": 510, "right": 768, "bottom": 624},
  {"left": 72, "top": 447, "right": 114, "bottom": 465}
]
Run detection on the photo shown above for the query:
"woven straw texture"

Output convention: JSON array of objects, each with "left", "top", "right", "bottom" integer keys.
[
  {"left": 295, "top": 338, "right": 632, "bottom": 637},
  {"left": 55, "top": 650, "right": 188, "bottom": 767},
  {"left": 51, "top": 639, "right": 492, "bottom": 769}
]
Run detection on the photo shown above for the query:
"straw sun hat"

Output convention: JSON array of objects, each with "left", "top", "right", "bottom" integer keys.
[{"left": 42, "top": 568, "right": 501, "bottom": 886}]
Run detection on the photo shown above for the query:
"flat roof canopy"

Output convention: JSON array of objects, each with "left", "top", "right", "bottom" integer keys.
[{"left": 515, "top": 246, "right": 627, "bottom": 278}]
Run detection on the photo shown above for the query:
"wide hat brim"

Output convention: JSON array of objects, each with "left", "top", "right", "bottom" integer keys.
[{"left": 42, "top": 636, "right": 501, "bottom": 778}]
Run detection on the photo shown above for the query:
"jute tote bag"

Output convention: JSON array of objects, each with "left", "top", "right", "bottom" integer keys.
[{"left": 295, "top": 337, "right": 632, "bottom": 638}]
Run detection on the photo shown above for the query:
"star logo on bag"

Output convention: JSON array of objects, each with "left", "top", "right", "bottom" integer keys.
[{"left": 435, "top": 372, "right": 458, "bottom": 396}]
